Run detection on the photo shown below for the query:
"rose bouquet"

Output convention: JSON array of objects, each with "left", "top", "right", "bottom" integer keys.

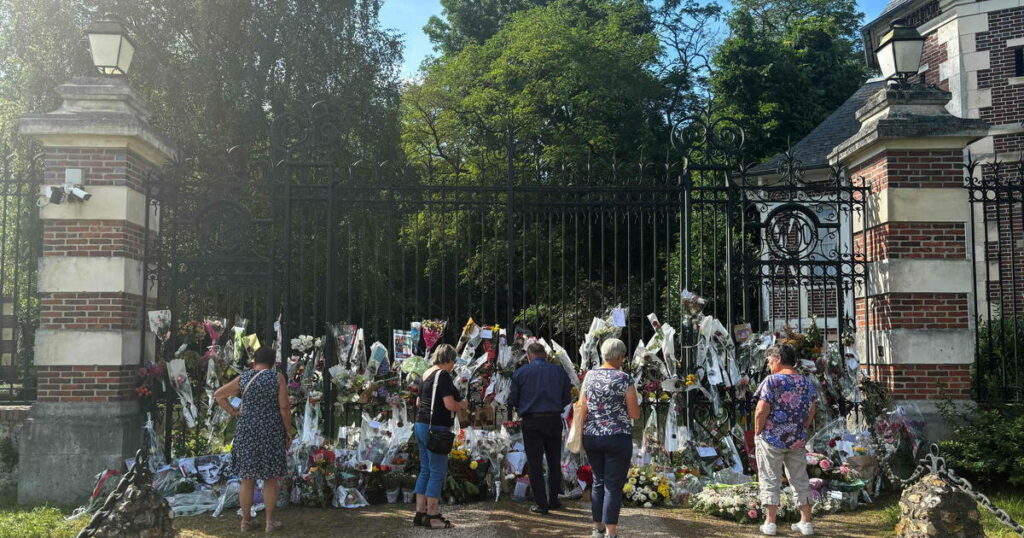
[
  {"left": 421, "top": 319, "right": 447, "bottom": 353},
  {"left": 297, "top": 447, "right": 337, "bottom": 507}
]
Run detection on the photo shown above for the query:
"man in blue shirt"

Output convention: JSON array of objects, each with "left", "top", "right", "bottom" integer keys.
[{"left": 510, "top": 342, "right": 572, "bottom": 514}]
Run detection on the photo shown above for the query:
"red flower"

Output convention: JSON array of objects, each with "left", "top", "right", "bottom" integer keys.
[{"left": 577, "top": 465, "right": 593, "bottom": 486}]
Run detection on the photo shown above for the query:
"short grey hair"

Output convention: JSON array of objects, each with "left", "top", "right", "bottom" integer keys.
[{"left": 600, "top": 338, "right": 627, "bottom": 361}]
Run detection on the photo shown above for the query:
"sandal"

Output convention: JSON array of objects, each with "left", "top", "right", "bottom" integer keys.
[
  {"left": 414, "top": 511, "right": 427, "bottom": 526},
  {"left": 240, "top": 520, "right": 256, "bottom": 532},
  {"left": 427, "top": 514, "right": 454, "bottom": 529},
  {"left": 265, "top": 520, "right": 283, "bottom": 533}
]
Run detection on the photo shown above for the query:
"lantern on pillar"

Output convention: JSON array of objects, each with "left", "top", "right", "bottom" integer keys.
[
  {"left": 85, "top": 17, "right": 136, "bottom": 76},
  {"left": 874, "top": 19, "right": 925, "bottom": 84}
]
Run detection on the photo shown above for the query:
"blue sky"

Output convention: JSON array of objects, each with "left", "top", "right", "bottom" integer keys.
[{"left": 380, "top": 0, "right": 892, "bottom": 78}]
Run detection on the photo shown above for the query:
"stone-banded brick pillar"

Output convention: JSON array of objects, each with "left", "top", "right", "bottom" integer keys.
[
  {"left": 16, "top": 77, "right": 176, "bottom": 503},
  {"left": 830, "top": 85, "right": 988, "bottom": 438}
]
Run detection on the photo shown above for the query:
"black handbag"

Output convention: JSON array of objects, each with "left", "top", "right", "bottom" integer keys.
[{"left": 426, "top": 369, "right": 456, "bottom": 454}]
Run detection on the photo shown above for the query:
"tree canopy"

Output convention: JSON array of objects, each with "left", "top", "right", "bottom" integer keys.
[
  {"left": 0, "top": 0, "right": 404, "bottom": 168},
  {"left": 710, "top": 0, "right": 867, "bottom": 161}
]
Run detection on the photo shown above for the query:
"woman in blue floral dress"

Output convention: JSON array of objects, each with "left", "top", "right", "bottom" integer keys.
[
  {"left": 215, "top": 346, "right": 293, "bottom": 533},
  {"left": 579, "top": 338, "right": 640, "bottom": 538}
]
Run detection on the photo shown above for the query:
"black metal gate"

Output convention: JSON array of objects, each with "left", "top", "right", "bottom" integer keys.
[
  {"left": 0, "top": 150, "right": 41, "bottom": 404},
  {"left": 147, "top": 103, "right": 869, "bottom": 433},
  {"left": 966, "top": 153, "right": 1024, "bottom": 403}
]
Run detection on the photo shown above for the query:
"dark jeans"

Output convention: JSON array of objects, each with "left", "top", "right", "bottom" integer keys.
[
  {"left": 584, "top": 433, "right": 632, "bottom": 525},
  {"left": 522, "top": 414, "right": 563, "bottom": 509}
]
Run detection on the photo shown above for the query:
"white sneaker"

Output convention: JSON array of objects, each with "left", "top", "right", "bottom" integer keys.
[
  {"left": 791, "top": 521, "right": 815, "bottom": 535},
  {"left": 759, "top": 522, "right": 777, "bottom": 535}
]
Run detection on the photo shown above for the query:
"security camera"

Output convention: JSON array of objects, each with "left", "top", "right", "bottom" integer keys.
[
  {"left": 67, "top": 187, "right": 92, "bottom": 202},
  {"left": 47, "top": 186, "right": 65, "bottom": 205}
]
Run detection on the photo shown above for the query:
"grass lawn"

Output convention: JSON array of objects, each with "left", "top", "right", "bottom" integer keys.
[{"left": 1, "top": 491, "right": 1021, "bottom": 537}]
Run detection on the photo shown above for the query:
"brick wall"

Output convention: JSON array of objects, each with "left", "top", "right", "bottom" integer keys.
[
  {"left": 858, "top": 292, "right": 969, "bottom": 330},
  {"left": 35, "top": 365, "right": 136, "bottom": 402},
  {"left": 872, "top": 363, "right": 972, "bottom": 400},
  {"left": 39, "top": 292, "right": 144, "bottom": 331},
  {"left": 850, "top": 149, "right": 964, "bottom": 191},
  {"left": 855, "top": 222, "right": 966, "bottom": 260},
  {"left": 977, "top": 7, "right": 1024, "bottom": 128},
  {"left": 42, "top": 220, "right": 149, "bottom": 260},
  {"left": 921, "top": 32, "right": 950, "bottom": 91},
  {"left": 42, "top": 147, "right": 148, "bottom": 192}
]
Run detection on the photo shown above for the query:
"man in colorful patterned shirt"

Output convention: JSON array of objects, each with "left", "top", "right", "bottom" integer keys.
[{"left": 754, "top": 344, "right": 817, "bottom": 536}]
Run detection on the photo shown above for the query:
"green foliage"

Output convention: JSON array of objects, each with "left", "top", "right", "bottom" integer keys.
[
  {"left": 0, "top": 507, "right": 85, "bottom": 538},
  {"left": 710, "top": 0, "right": 867, "bottom": 161},
  {"left": 170, "top": 418, "right": 213, "bottom": 458},
  {"left": 974, "top": 317, "right": 1024, "bottom": 402},
  {"left": 424, "top": 0, "right": 551, "bottom": 56},
  {"left": 0, "top": 0, "right": 403, "bottom": 173},
  {"left": 938, "top": 401, "right": 1024, "bottom": 488},
  {"left": 406, "top": 0, "right": 664, "bottom": 172}
]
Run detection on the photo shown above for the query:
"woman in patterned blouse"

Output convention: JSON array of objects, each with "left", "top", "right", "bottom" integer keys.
[{"left": 578, "top": 338, "right": 640, "bottom": 538}]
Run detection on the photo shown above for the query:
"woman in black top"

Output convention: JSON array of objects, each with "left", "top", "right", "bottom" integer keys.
[{"left": 412, "top": 343, "right": 467, "bottom": 529}]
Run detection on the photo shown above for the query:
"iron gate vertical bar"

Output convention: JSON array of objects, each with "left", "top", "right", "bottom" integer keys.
[
  {"left": 505, "top": 130, "right": 515, "bottom": 329},
  {"left": 325, "top": 178, "right": 339, "bottom": 437}
]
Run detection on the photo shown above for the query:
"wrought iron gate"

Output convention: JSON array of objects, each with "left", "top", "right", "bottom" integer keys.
[
  {"left": 966, "top": 153, "right": 1024, "bottom": 403},
  {"left": 147, "top": 103, "right": 869, "bottom": 433},
  {"left": 0, "top": 151, "right": 41, "bottom": 404}
]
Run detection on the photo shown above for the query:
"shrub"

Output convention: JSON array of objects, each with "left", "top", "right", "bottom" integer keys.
[
  {"left": 938, "top": 401, "right": 1024, "bottom": 488},
  {"left": 974, "top": 317, "right": 1024, "bottom": 402}
]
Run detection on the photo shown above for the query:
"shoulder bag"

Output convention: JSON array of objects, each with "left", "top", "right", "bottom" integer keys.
[
  {"left": 567, "top": 375, "right": 586, "bottom": 454},
  {"left": 426, "top": 369, "right": 456, "bottom": 454},
  {"left": 238, "top": 369, "right": 267, "bottom": 416}
]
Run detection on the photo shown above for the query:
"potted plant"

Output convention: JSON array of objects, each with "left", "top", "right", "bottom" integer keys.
[
  {"left": 400, "top": 473, "right": 417, "bottom": 503},
  {"left": 384, "top": 470, "right": 402, "bottom": 504}
]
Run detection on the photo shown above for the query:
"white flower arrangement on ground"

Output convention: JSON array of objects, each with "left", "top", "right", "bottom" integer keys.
[
  {"left": 623, "top": 465, "right": 671, "bottom": 507},
  {"left": 691, "top": 481, "right": 846, "bottom": 524}
]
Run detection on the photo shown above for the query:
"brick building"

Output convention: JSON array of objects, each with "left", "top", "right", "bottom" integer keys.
[{"left": 762, "top": 0, "right": 1023, "bottom": 412}]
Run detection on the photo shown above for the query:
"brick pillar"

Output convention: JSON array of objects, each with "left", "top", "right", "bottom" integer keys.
[
  {"left": 830, "top": 85, "right": 989, "bottom": 438},
  {"left": 16, "top": 77, "right": 176, "bottom": 503}
]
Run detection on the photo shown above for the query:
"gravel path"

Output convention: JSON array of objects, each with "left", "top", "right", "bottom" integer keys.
[{"left": 174, "top": 499, "right": 891, "bottom": 538}]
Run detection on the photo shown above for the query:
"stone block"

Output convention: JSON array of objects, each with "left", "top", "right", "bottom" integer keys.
[
  {"left": 896, "top": 473, "right": 983, "bottom": 537},
  {"left": 17, "top": 401, "right": 140, "bottom": 504}
]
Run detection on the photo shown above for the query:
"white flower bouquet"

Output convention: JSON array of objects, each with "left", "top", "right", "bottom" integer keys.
[{"left": 623, "top": 465, "right": 671, "bottom": 507}]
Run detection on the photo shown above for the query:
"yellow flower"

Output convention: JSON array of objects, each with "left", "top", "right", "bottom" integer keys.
[
  {"left": 658, "top": 483, "right": 670, "bottom": 498},
  {"left": 470, "top": 461, "right": 479, "bottom": 470},
  {"left": 623, "top": 484, "right": 634, "bottom": 493}
]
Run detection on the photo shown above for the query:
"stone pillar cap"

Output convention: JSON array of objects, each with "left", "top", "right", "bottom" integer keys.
[
  {"left": 829, "top": 84, "right": 990, "bottom": 166},
  {"left": 19, "top": 77, "right": 177, "bottom": 166}
]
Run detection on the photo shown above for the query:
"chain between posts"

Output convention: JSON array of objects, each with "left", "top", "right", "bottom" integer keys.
[{"left": 869, "top": 426, "right": 1024, "bottom": 536}]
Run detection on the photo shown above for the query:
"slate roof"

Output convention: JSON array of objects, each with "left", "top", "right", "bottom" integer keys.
[{"left": 754, "top": 79, "right": 886, "bottom": 174}]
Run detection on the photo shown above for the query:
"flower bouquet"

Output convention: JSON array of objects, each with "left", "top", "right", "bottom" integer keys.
[
  {"left": 456, "top": 318, "right": 482, "bottom": 364},
  {"left": 167, "top": 358, "right": 199, "bottom": 428},
  {"left": 298, "top": 447, "right": 337, "bottom": 507},
  {"left": 330, "top": 323, "right": 358, "bottom": 367},
  {"left": 578, "top": 314, "right": 621, "bottom": 371},
  {"left": 421, "top": 319, "right": 447, "bottom": 353},
  {"left": 623, "top": 465, "right": 671, "bottom": 507},
  {"left": 680, "top": 289, "right": 707, "bottom": 327}
]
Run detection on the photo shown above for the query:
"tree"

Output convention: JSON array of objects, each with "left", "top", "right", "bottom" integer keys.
[
  {"left": 424, "top": 0, "right": 551, "bottom": 57},
  {"left": 0, "top": 0, "right": 403, "bottom": 171},
  {"left": 407, "top": 0, "right": 664, "bottom": 173},
  {"left": 710, "top": 0, "right": 867, "bottom": 162}
]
